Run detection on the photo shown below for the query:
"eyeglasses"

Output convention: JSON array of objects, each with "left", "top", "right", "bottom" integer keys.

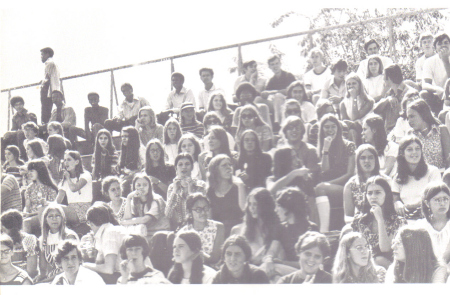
[
  {"left": 430, "top": 197, "right": 450, "bottom": 204},
  {"left": 47, "top": 214, "right": 62, "bottom": 220},
  {"left": 350, "top": 244, "right": 371, "bottom": 253},
  {"left": 286, "top": 126, "right": 302, "bottom": 132},
  {"left": 192, "top": 206, "right": 209, "bottom": 214},
  {"left": 1, "top": 249, "right": 12, "bottom": 255},
  {"left": 241, "top": 114, "right": 255, "bottom": 120}
]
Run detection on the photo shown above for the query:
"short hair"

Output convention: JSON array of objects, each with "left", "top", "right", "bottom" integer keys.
[
  {"left": 22, "top": 121, "right": 39, "bottom": 134},
  {"left": 10, "top": 96, "right": 24, "bottom": 106},
  {"left": 295, "top": 231, "right": 331, "bottom": 258},
  {"left": 199, "top": 68, "right": 214, "bottom": 77},
  {"left": 40, "top": 47, "right": 54, "bottom": 57},
  {"left": 171, "top": 72, "right": 185, "bottom": 84},
  {"left": 308, "top": 47, "right": 325, "bottom": 60},
  {"left": 418, "top": 32, "right": 433, "bottom": 45},
  {"left": 87, "top": 92, "right": 100, "bottom": 100},
  {"left": 1, "top": 209, "right": 22, "bottom": 231},
  {"left": 120, "top": 83, "right": 133, "bottom": 91},
  {"left": 48, "top": 121, "right": 64, "bottom": 135},
  {"left": 281, "top": 116, "right": 306, "bottom": 141},
  {"left": 242, "top": 60, "right": 256, "bottom": 70},
  {"left": 86, "top": 202, "right": 112, "bottom": 226},
  {"left": 235, "top": 82, "right": 257, "bottom": 102},
  {"left": 276, "top": 187, "right": 309, "bottom": 221},
  {"left": 267, "top": 55, "right": 280, "bottom": 64},
  {"left": 364, "top": 39, "right": 379, "bottom": 52},
  {"left": 174, "top": 152, "right": 194, "bottom": 168},
  {"left": 330, "top": 59, "right": 348, "bottom": 74},
  {"left": 221, "top": 235, "right": 252, "bottom": 262},
  {"left": 433, "top": 33, "right": 450, "bottom": 49},
  {"left": 120, "top": 234, "right": 151, "bottom": 260},
  {"left": 186, "top": 192, "right": 210, "bottom": 224},
  {"left": 385, "top": 64, "right": 403, "bottom": 84},
  {"left": 0, "top": 234, "right": 14, "bottom": 250},
  {"left": 55, "top": 240, "right": 82, "bottom": 265},
  {"left": 101, "top": 176, "right": 121, "bottom": 197}
]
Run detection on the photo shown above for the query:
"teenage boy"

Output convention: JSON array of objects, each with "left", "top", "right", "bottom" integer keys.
[
  {"left": 304, "top": 47, "right": 332, "bottom": 105},
  {"left": 165, "top": 72, "right": 196, "bottom": 112},
  {"left": 84, "top": 92, "right": 109, "bottom": 144},
  {"left": 40, "top": 47, "right": 61, "bottom": 124},
  {"left": 415, "top": 32, "right": 435, "bottom": 85},
  {"left": 233, "top": 60, "right": 266, "bottom": 102}
]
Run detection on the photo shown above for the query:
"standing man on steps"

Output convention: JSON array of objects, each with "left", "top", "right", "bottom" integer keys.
[{"left": 40, "top": 47, "right": 61, "bottom": 124}]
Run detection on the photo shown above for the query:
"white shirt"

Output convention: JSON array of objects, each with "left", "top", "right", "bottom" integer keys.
[
  {"left": 303, "top": 67, "right": 332, "bottom": 92},
  {"left": 93, "top": 223, "right": 127, "bottom": 273},
  {"left": 59, "top": 171, "right": 93, "bottom": 204},
  {"left": 415, "top": 218, "right": 450, "bottom": 262},
  {"left": 51, "top": 266, "right": 105, "bottom": 285},
  {"left": 357, "top": 56, "right": 393, "bottom": 80},
  {"left": 198, "top": 84, "right": 222, "bottom": 110},
  {"left": 364, "top": 74, "right": 386, "bottom": 98},
  {"left": 42, "top": 57, "right": 61, "bottom": 97},
  {"left": 422, "top": 54, "right": 450, "bottom": 88},
  {"left": 180, "top": 265, "right": 216, "bottom": 284},
  {"left": 166, "top": 87, "right": 196, "bottom": 110},
  {"left": 415, "top": 53, "right": 435, "bottom": 81}
]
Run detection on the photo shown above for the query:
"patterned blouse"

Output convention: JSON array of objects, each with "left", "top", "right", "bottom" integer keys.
[
  {"left": 346, "top": 175, "right": 367, "bottom": 215},
  {"left": 411, "top": 124, "right": 444, "bottom": 169},
  {"left": 12, "top": 233, "right": 39, "bottom": 271},
  {"left": 179, "top": 220, "right": 218, "bottom": 255},
  {"left": 24, "top": 182, "right": 57, "bottom": 213},
  {"left": 108, "top": 198, "right": 127, "bottom": 221}
]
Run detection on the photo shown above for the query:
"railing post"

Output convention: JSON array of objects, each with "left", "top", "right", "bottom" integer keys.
[
  {"left": 237, "top": 45, "right": 243, "bottom": 76},
  {"left": 110, "top": 70, "right": 114, "bottom": 118},
  {"left": 170, "top": 58, "right": 175, "bottom": 90},
  {"left": 7, "top": 90, "right": 11, "bottom": 131},
  {"left": 387, "top": 16, "right": 396, "bottom": 63},
  {"left": 60, "top": 80, "right": 66, "bottom": 103}
]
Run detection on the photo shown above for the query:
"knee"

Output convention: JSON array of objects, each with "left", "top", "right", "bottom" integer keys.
[
  {"left": 419, "top": 89, "right": 433, "bottom": 100},
  {"left": 314, "top": 183, "right": 327, "bottom": 196}
]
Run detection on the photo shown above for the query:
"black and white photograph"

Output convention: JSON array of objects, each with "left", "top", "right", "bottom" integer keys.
[{"left": 1, "top": 1, "right": 450, "bottom": 290}]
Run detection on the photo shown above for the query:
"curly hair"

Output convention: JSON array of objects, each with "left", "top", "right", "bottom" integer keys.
[{"left": 395, "top": 135, "right": 428, "bottom": 185}]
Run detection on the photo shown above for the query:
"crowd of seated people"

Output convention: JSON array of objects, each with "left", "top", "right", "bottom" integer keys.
[{"left": 2, "top": 32, "right": 450, "bottom": 285}]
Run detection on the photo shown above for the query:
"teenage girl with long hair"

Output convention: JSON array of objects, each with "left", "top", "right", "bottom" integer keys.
[
  {"left": 46, "top": 134, "right": 68, "bottom": 184},
  {"left": 162, "top": 118, "right": 182, "bottom": 165},
  {"left": 91, "top": 129, "right": 118, "bottom": 181},
  {"left": 207, "top": 91, "right": 234, "bottom": 132},
  {"left": 235, "top": 104, "right": 273, "bottom": 152}
]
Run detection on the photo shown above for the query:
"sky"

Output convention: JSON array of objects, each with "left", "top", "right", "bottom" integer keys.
[{"left": 0, "top": 1, "right": 447, "bottom": 135}]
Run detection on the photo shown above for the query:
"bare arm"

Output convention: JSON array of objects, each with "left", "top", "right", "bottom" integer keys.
[
  {"left": 327, "top": 154, "right": 356, "bottom": 186},
  {"left": 206, "top": 222, "right": 225, "bottom": 265},
  {"left": 27, "top": 254, "right": 38, "bottom": 278},
  {"left": 66, "top": 177, "right": 87, "bottom": 193},
  {"left": 343, "top": 180, "right": 355, "bottom": 217},
  {"left": 83, "top": 254, "right": 117, "bottom": 275}
]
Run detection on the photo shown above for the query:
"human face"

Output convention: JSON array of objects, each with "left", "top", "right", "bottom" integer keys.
[
  {"left": 126, "top": 246, "right": 144, "bottom": 262},
  {"left": 322, "top": 120, "right": 338, "bottom": 139},
  {"left": 334, "top": 69, "right": 346, "bottom": 81},
  {"left": 298, "top": 246, "right": 324, "bottom": 275},
  {"left": 13, "top": 102, "right": 24, "bottom": 113},
  {"left": 346, "top": 78, "right": 360, "bottom": 94},
  {"left": 291, "top": 86, "right": 306, "bottom": 101},
  {"left": 28, "top": 169, "right": 39, "bottom": 182},
  {"left": 366, "top": 43, "right": 379, "bottom": 55},
  {"left": 348, "top": 238, "right": 371, "bottom": 268},
  {"left": 98, "top": 133, "right": 109, "bottom": 149},
  {"left": 88, "top": 95, "right": 99, "bottom": 107},
  {"left": 60, "top": 249, "right": 81, "bottom": 277},
  {"left": 167, "top": 124, "right": 178, "bottom": 141},
  {"left": 247, "top": 194, "right": 258, "bottom": 219},
  {"left": 4, "top": 150, "right": 15, "bottom": 163},
  {"left": 171, "top": 75, "right": 184, "bottom": 89},
  {"left": 392, "top": 234, "right": 406, "bottom": 262},
  {"left": 180, "top": 139, "right": 195, "bottom": 157},
  {"left": 148, "top": 144, "right": 161, "bottom": 163},
  {"left": 26, "top": 145, "right": 36, "bottom": 159},
  {"left": 182, "top": 108, "right": 195, "bottom": 123},
  {"left": 46, "top": 209, "right": 63, "bottom": 232},
  {"left": 191, "top": 199, "right": 209, "bottom": 223},
  {"left": 173, "top": 237, "right": 196, "bottom": 264},
  {"left": 239, "top": 90, "right": 253, "bottom": 103},
  {"left": 366, "top": 183, "right": 386, "bottom": 207},
  {"left": 205, "top": 117, "right": 222, "bottom": 132},
  {"left": 200, "top": 71, "right": 213, "bottom": 85},
  {"left": 359, "top": 150, "right": 376, "bottom": 175},
  {"left": 435, "top": 37, "right": 450, "bottom": 54},
  {"left": 224, "top": 245, "right": 246, "bottom": 275},
  {"left": 41, "top": 51, "right": 50, "bottom": 63},
  {"left": 285, "top": 122, "right": 303, "bottom": 143},
  {"left": 47, "top": 125, "right": 58, "bottom": 136},
  {"left": 208, "top": 132, "right": 221, "bottom": 152},
  {"left": 134, "top": 178, "right": 150, "bottom": 199},
  {"left": 420, "top": 37, "right": 434, "bottom": 54},
  {"left": 212, "top": 95, "right": 223, "bottom": 111},
  {"left": 176, "top": 158, "right": 193, "bottom": 178},
  {"left": 268, "top": 58, "right": 281, "bottom": 74},
  {"left": 275, "top": 203, "right": 288, "bottom": 222},
  {"left": 121, "top": 131, "right": 129, "bottom": 146},
  {"left": 139, "top": 110, "right": 151, "bottom": 126},
  {"left": 52, "top": 92, "right": 64, "bottom": 106},
  {"left": 23, "top": 127, "right": 37, "bottom": 140},
  {"left": 241, "top": 111, "right": 256, "bottom": 128},
  {"left": 107, "top": 181, "right": 122, "bottom": 201},
  {"left": 121, "top": 86, "right": 133, "bottom": 100},
  {"left": 404, "top": 142, "right": 422, "bottom": 165},
  {"left": 406, "top": 108, "right": 426, "bottom": 131},
  {"left": 310, "top": 52, "right": 323, "bottom": 67},
  {"left": 242, "top": 132, "right": 257, "bottom": 153},
  {"left": 245, "top": 62, "right": 257, "bottom": 74},
  {"left": 218, "top": 158, "right": 233, "bottom": 180},
  {"left": 361, "top": 121, "right": 374, "bottom": 143},
  {"left": 368, "top": 59, "right": 380, "bottom": 76},
  {"left": 64, "top": 154, "right": 79, "bottom": 172},
  {"left": 285, "top": 105, "right": 301, "bottom": 117},
  {"left": 0, "top": 244, "right": 13, "bottom": 265},
  {"left": 428, "top": 191, "right": 450, "bottom": 216}
]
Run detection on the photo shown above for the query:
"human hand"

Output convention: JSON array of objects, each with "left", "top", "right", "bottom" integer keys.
[
  {"left": 394, "top": 201, "right": 406, "bottom": 217},
  {"left": 238, "top": 172, "right": 249, "bottom": 181},
  {"left": 371, "top": 204, "right": 383, "bottom": 221},
  {"left": 63, "top": 170, "right": 70, "bottom": 179},
  {"left": 119, "top": 259, "right": 131, "bottom": 281},
  {"left": 323, "top": 136, "right": 333, "bottom": 151},
  {"left": 329, "top": 96, "right": 342, "bottom": 104}
]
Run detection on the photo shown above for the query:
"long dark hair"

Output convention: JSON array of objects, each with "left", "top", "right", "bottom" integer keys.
[
  {"left": 209, "top": 125, "right": 231, "bottom": 157},
  {"left": 366, "top": 55, "right": 384, "bottom": 78},
  {"left": 92, "top": 129, "right": 116, "bottom": 179},
  {"left": 421, "top": 182, "right": 450, "bottom": 223},
  {"left": 145, "top": 139, "right": 166, "bottom": 175},
  {"left": 64, "top": 150, "right": 84, "bottom": 179},
  {"left": 207, "top": 154, "right": 233, "bottom": 189},
  {"left": 4, "top": 145, "right": 24, "bottom": 166},
  {"left": 27, "top": 159, "right": 58, "bottom": 192},
  {"left": 26, "top": 139, "right": 45, "bottom": 159},
  {"left": 207, "top": 91, "right": 232, "bottom": 116},
  {"left": 244, "top": 188, "right": 280, "bottom": 247},
  {"left": 360, "top": 176, "right": 397, "bottom": 223},
  {"left": 395, "top": 135, "right": 428, "bottom": 185},
  {"left": 163, "top": 118, "right": 182, "bottom": 145},
  {"left": 168, "top": 231, "right": 205, "bottom": 284},
  {"left": 407, "top": 99, "right": 441, "bottom": 128},
  {"left": 119, "top": 126, "right": 140, "bottom": 170},
  {"left": 393, "top": 226, "right": 439, "bottom": 283},
  {"left": 47, "top": 134, "right": 67, "bottom": 159},
  {"left": 355, "top": 144, "right": 380, "bottom": 183},
  {"left": 317, "top": 114, "right": 348, "bottom": 171},
  {"left": 286, "top": 81, "right": 308, "bottom": 102},
  {"left": 237, "top": 129, "right": 263, "bottom": 166},
  {"left": 131, "top": 173, "right": 154, "bottom": 210},
  {"left": 363, "top": 114, "right": 388, "bottom": 156},
  {"left": 1, "top": 209, "right": 23, "bottom": 245}
]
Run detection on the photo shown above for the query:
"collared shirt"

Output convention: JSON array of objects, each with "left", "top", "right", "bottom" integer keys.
[
  {"left": 422, "top": 54, "right": 450, "bottom": 88},
  {"left": 84, "top": 105, "right": 109, "bottom": 131},
  {"left": 117, "top": 96, "right": 150, "bottom": 120},
  {"left": 266, "top": 70, "right": 296, "bottom": 91},
  {"left": 136, "top": 124, "right": 164, "bottom": 147},
  {"left": 320, "top": 77, "right": 346, "bottom": 99},
  {"left": 409, "top": 124, "right": 445, "bottom": 169},
  {"left": 42, "top": 57, "right": 61, "bottom": 97},
  {"left": 51, "top": 266, "right": 105, "bottom": 285},
  {"left": 373, "top": 85, "right": 411, "bottom": 132},
  {"left": 198, "top": 84, "right": 222, "bottom": 110},
  {"left": 93, "top": 223, "right": 126, "bottom": 273},
  {"left": 165, "top": 87, "right": 196, "bottom": 110},
  {"left": 49, "top": 104, "right": 76, "bottom": 127},
  {"left": 11, "top": 109, "right": 35, "bottom": 131},
  {"left": 234, "top": 75, "right": 267, "bottom": 94}
]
